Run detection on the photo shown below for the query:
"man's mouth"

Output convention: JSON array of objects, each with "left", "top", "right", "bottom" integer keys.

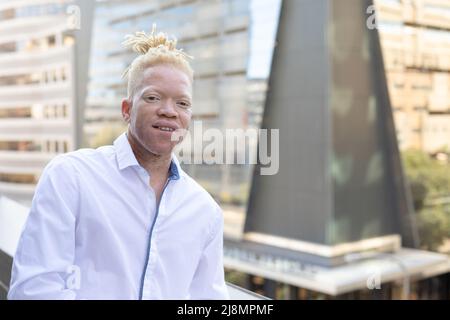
[{"left": 152, "top": 125, "right": 175, "bottom": 132}]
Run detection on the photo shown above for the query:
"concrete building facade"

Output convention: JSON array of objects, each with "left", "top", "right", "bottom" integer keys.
[
  {"left": 0, "top": 0, "right": 93, "bottom": 205},
  {"left": 376, "top": 0, "right": 450, "bottom": 152}
]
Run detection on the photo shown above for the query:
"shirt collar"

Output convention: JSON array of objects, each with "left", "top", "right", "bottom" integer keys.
[
  {"left": 113, "top": 132, "right": 181, "bottom": 180},
  {"left": 168, "top": 157, "right": 180, "bottom": 180}
]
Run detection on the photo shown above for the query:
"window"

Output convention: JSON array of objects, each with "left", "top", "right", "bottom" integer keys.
[
  {"left": 0, "top": 173, "right": 36, "bottom": 184},
  {"left": 0, "top": 107, "right": 32, "bottom": 118},
  {"left": 48, "top": 35, "right": 56, "bottom": 47},
  {"left": 0, "top": 140, "right": 41, "bottom": 151}
]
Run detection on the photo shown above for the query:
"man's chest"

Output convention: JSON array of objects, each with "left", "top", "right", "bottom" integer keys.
[{"left": 74, "top": 175, "right": 210, "bottom": 262}]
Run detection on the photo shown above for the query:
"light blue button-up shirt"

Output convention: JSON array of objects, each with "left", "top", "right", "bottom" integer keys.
[{"left": 8, "top": 133, "right": 229, "bottom": 300}]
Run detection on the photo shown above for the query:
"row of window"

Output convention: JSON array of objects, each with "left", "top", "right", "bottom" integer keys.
[
  {"left": 397, "top": 126, "right": 450, "bottom": 134},
  {"left": 424, "top": 126, "right": 450, "bottom": 133},
  {"left": 0, "top": 140, "right": 69, "bottom": 153},
  {"left": 14, "top": 3, "right": 67, "bottom": 19},
  {"left": 0, "top": 104, "right": 69, "bottom": 119},
  {"left": 0, "top": 107, "right": 32, "bottom": 118},
  {"left": 0, "top": 32, "right": 74, "bottom": 56},
  {"left": 392, "top": 106, "right": 430, "bottom": 112},
  {"left": 0, "top": 67, "right": 68, "bottom": 86},
  {"left": 391, "top": 83, "right": 433, "bottom": 91},
  {"left": 0, "top": 173, "right": 36, "bottom": 184}
]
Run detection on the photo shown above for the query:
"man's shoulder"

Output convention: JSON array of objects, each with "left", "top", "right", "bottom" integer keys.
[
  {"left": 66, "top": 145, "right": 115, "bottom": 163},
  {"left": 179, "top": 171, "right": 221, "bottom": 213},
  {"left": 44, "top": 145, "right": 116, "bottom": 175}
]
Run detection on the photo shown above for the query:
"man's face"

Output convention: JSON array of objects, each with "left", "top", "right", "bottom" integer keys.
[{"left": 122, "top": 64, "right": 192, "bottom": 157}]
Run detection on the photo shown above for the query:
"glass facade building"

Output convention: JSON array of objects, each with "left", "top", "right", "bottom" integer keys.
[{"left": 85, "top": 0, "right": 281, "bottom": 208}]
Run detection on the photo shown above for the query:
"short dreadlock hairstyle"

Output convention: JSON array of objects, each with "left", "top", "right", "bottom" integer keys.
[{"left": 122, "top": 24, "right": 194, "bottom": 98}]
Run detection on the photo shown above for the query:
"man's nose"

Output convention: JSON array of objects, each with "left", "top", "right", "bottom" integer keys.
[{"left": 158, "top": 100, "right": 177, "bottom": 118}]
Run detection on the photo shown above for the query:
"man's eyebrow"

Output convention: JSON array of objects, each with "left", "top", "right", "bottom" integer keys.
[
  {"left": 140, "top": 87, "right": 159, "bottom": 95},
  {"left": 140, "top": 87, "right": 191, "bottom": 99},
  {"left": 177, "top": 93, "right": 192, "bottom": 101}
]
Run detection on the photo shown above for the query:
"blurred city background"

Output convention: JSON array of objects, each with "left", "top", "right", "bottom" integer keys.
[{"left": 0, "top": 0, "right": 449, "bottom": 300}]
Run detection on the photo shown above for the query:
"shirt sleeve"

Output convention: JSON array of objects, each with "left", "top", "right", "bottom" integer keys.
[
  {"left": 188, "top": 205, "right": 230, "bottom": 300},
  {"left": 8, "top": 155, "right": 79, "bottom": 300}
]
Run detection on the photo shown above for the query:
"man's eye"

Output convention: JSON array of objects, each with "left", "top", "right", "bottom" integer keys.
[
  {"left": 144, "top": 96, "right": 159, "bottom": 102},
  {"left": 177, "top": 101, "right": 191, "bottom": 109}
]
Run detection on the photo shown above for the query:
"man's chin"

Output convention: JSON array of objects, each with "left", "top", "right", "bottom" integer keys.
[{"left": 145, "top": 144, "right": 175, "bottom": 158}]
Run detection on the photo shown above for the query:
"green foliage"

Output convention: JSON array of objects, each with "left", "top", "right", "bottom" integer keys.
[
  {"left": 225, "top": 270, "right": 248, "bottom": 288},
  {"left": 402, "top": 149, "right": 450, "bottom": 251},
  {"left": 89, "top": 125, "right": 127, "bottom": 148},
  {"left": 416, "top": 206, "right": 450, "bottom": 251}
]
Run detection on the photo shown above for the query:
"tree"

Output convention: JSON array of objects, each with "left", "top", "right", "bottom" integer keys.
[
  {"left": 88, "top": 124, "right": 127, "bottom": 149},
  {"left": 402, "top": 149, "right": 450, "bottom": 251}
]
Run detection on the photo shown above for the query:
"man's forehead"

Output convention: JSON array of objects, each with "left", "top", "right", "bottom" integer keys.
[
  {"left": 142, "top": 65, "right": 190, "bottom": 83},
  {"left": 138, "top": 65, "right": 192, "bottom": 95}
]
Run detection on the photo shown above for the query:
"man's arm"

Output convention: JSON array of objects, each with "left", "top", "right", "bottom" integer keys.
[
  {"left": 189, "top": 205, "right": 230, "bottom": 299},
  {"left": 8, "top": 156, "right": 78, "bottom": 300}
]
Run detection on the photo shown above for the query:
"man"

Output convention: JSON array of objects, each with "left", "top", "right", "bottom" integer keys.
[{"left": 8, "top": 26, "right": 229, "bottom": 300}]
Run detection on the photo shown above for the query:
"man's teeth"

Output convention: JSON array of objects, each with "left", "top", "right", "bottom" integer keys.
[{"left": 159, "top": 127, "right": 174, "bottom": 132}]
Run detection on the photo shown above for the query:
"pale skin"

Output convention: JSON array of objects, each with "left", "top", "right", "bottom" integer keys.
[{"left": 121, "top": 64, "right": 193, "bottom": 203}]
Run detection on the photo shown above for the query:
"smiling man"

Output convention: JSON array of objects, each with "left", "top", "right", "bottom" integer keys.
[{"left": 8, "top": 26, "right": 229, "bottom": 300}]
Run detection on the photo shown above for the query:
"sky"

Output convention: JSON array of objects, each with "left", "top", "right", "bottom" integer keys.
[{"left": 247, "top": 0, "right": 282, "bottom": 79}]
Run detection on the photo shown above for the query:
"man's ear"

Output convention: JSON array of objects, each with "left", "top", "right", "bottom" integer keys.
[{"left": 121, "top": 98, "right": 132, "bottom": 123}]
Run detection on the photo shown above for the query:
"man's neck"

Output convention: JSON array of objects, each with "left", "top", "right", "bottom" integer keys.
[{"left": 126, "top": 131, "right": 171, "bottom": 179}]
